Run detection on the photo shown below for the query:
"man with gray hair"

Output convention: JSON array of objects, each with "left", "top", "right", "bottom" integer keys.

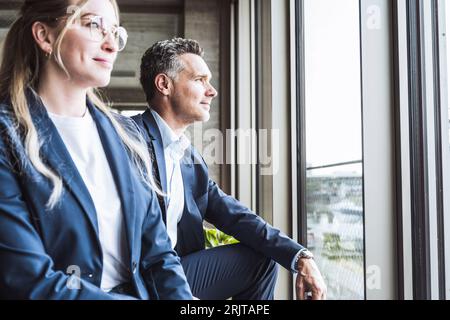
[{"left": 133, "top": 38, "right": 326, "bottom": 300}]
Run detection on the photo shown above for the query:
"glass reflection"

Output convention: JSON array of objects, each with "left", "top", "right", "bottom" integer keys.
[{"left": 306, "top": 164, "right": 364, "bottom": 300}]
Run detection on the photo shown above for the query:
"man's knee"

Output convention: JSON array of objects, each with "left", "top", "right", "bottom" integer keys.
[
  {"left": 243, "top": 247, "right": 278, "bottom": 283},
  {"left": 245, "top": 254, "right": 278, "bottom": 300}
]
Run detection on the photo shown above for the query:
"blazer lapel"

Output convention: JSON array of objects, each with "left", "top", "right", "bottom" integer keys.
[
  {"left": 141, "top": 110, "right": 169, "bottom": 209},
  {"left": 29, "top": 91, "right": 136, "bottom": 260},
  {"left": 88, "top": 103, "right": 136, "bottom": 258},
  {"left": 29, "top": 93, "right": 99, "bottom": 236},
  {"left": 176, "top": 154, "right": 205, "bottom": 255}
]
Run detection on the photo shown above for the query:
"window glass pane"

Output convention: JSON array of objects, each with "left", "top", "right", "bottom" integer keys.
[
  {"left": 306, "top": 164, "right": 364, "bottom": 299},
  {"left": 304, "top": 0, "right": 362, "bottom": 168},
  {"left": 303, "top": 0, "right": 364, "bottom": 300}
]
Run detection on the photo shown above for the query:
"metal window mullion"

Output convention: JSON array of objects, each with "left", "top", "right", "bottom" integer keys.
[
  {"left": 430, "top": 0, "right": 446, "bottom": 300},
  {"left": 361, "top": 0, "right": 397, "bottom": 300},
  {"left": 435, "top": 0, "right": 450, "bottom": 300},
  {"left": 295, "top": 0, "right": 307, "bottom": 250},
  {"left": 406, "top": 0, "right": 431, "bottom": 300},
  {"left": 393, "top": 0, "right": 415, "bottom": 300},
  {"left": 235, "top": 0, "right": 257, "bottom": 210}
]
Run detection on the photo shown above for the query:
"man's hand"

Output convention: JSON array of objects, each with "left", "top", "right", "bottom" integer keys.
[{"left": 296, "top": 258, "right": 327, "bottom": 300}]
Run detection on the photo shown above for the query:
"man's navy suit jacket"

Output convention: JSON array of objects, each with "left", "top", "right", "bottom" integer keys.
[{"left": 133, "top": 109, "right": 303, "bottom": 271}]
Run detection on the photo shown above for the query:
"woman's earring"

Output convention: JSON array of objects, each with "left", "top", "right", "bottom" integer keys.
[{"left": 45, "top": 49, "right": 52, "bottom": 59}]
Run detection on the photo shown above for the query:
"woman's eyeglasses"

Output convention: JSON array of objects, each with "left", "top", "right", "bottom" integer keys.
[
  {"left": 83, "top": 16, "right": 128, "bottom": 52},
  {"left": 56, "top": 15, "right": 128, "bottom": 52}
]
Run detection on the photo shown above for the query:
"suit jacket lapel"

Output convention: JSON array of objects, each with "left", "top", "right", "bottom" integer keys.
[
  {"left": 29, "top": 91, "right": 136, "bottom": 260},
  {"left": 29, "top": 93, "right": 99, "bottom": 236},
  {"left": 177, "top": 152, "right": 204, "bottom": 254},
  {"left": 141, "top": 110, "right": 169, "bottom": 210},
  {"left": 88, "top": 103, "right": 136, "bottom": 257}
]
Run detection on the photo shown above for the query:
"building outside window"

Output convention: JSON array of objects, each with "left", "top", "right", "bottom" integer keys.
[{"left": 302, "top": 0, "right": 364, "bottom": 300}]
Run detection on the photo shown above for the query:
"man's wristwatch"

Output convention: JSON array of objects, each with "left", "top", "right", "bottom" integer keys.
[
  {"left": 299, "top": 248, "right": 314, "bottom": 259},
  {"left": 295, "top": 248, "right": 314, "bottom": 270}
]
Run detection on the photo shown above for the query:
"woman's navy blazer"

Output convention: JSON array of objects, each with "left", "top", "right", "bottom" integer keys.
[{"left": 0, "top": 91, "right": 192, "bottom": 299}]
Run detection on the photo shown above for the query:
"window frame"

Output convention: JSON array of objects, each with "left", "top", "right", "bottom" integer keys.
[{"left": 295, "top": 0, "right": 399, "bottom": 299}]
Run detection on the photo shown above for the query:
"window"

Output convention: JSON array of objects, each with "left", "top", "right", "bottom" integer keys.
[{"left": 301, "top": 0, "right": 365, "bottom": 300}]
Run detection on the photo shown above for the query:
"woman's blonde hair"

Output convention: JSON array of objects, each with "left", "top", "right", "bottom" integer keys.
[{"left": 0, "top": 0, "right": 160, "bottom": 209}]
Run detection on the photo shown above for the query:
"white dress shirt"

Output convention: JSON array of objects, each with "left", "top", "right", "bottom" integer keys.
[
  {"left": 49, "top": 109, "right": 129, "bottom": 291},
  {"left": 151, "top": 110, "right": 190, "bottom": 248}
]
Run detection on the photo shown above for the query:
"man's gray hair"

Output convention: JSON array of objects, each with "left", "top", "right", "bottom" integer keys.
[{"left": 140, "top": 37, "right": 204, "bottom": 102}]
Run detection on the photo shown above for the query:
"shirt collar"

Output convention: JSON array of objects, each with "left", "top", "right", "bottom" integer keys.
[
  {"left": 151, "top": 109, "right": 179, "bottom": 148},
  {"left": 150, "top": 109, "right": 190, "bottom": 160}
]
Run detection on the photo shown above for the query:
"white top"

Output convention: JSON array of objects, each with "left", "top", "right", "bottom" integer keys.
[
  {"left": 151, "top": 110, "right": 190, "bottom": 248},
  {"left": 49, "top": 109, "right": 129, "bottom": 291}
]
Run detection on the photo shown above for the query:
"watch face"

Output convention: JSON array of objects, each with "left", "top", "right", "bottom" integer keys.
[{"left": 301, "top": 250, "right": 313, "bottom": 259}]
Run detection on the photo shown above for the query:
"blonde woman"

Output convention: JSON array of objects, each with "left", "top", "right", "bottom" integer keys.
[{"left": 0, "top": 0, "right": 192, "bottom": 300}]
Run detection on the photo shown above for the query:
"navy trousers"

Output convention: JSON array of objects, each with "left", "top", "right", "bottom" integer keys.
[{"left": 180, "top": 244, "right": 278, "bottom": 300}]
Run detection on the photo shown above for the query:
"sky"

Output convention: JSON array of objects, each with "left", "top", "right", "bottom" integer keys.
[{"left": 304, "top": 0, "right": 363, "bottom": 171}]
